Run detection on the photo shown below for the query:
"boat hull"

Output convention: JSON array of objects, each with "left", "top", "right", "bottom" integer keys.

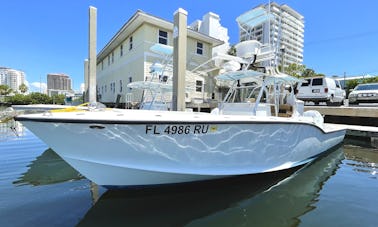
[{"left": 17, "top": 113, "right": 345, "bottom": 187}]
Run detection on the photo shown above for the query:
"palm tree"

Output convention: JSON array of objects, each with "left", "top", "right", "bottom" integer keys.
[
  {"left": 19, "top": 83, "right": 28, "bottom": 94},
  {"left": 302, "top": 68, "right": 316, "bottom": 78}
]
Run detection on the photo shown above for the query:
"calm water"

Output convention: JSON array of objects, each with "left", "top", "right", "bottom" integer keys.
[{"left": 1, "top": 120, "right": 378, "bottom": 227}]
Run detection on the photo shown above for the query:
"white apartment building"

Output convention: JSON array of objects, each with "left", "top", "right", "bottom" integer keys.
[
  {"left": 0, "top": 67, "right": 26, "bottom": 93},
  {"left": 189, "top": 12, "right": 230, "bottom": 56},
  {"left": 96, "top": 10, "right": 223, "bottom": 108},
  {"left": 238, "top": 2, "right": 304, "bottom": 68}
]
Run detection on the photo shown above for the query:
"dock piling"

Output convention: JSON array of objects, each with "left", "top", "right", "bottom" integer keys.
[
  {"left": 172, "top": 8, "right": 187, "bottom": 111},
  {"left": 88, "top": 6, "right": 97, "bottom": 103}
]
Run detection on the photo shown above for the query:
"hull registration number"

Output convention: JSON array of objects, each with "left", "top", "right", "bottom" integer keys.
[{"left": 145, "top": 124, "right": 217, "bottom": 135}]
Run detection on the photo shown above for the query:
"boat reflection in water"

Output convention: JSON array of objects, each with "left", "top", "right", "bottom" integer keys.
[
  {"left": 0, "top": 120, "right": 24, "bottom": 141},
  {"left": 78, "top": 146, "right": 344, "bottom": 227},
  {"left": 13, "top": 148, "right": 83, "bottom": 186}
]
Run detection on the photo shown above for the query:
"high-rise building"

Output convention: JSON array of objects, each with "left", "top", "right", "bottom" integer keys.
[
  {"left": 238, "top": 2, "right": 304, "bottom": 68},
  {"left": 0, "top": 67, "right": 26, "bottom": 93},
  {"left": 47, "top": 73, "right": 72, "bottom": 96}
]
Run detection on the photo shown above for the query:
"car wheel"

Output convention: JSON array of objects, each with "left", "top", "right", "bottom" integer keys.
[
  {"left": 326, "top": 95, "right": 335, "bottom": 106},
  {"left": 349, "top": 101, "right": 358, "bottom": 105},
  {"left": 329, "top": 94, "right": 334, "bottom": 103}
]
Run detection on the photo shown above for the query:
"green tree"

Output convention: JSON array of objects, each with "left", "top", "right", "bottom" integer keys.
[
  {"left": 7, "top": 94, "right": 32, "bottom": 104},
  {"left": 0, "top": 84, "right": 12, "bottom": 95},
  {"left": 19, "top": 83, "right": 28, "bottom": 94},
  {"left": 302, "top": 68, "right": 316, "bottom": 78},
  {"left": 285, "top": 63, "right": 306, "bottom": 78},
  {"left": 346, "top": 79, "right": 358, "bottom": 91},
  {"left": 227, "top": 45, "right": 237, "bottom": 56},
  {"left": 29, "top": 92, "right": 52, "bottom": 104},
  {"left": 51, "top": 94, "right": 66, "bottom": 104},
  {"left": 364, "top": 76, "right": 378, "bottom": 83}
]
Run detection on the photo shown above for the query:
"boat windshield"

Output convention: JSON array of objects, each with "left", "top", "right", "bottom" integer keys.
[{"left": 224, "top": 82, "right": 267, "bottom": 103}]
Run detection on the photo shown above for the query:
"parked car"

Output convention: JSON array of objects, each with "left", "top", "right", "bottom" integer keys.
[
  {"left": 296, "top": 77, "right": 346, "bottom": 105},
  {"left": 348, "top": 83, "right": 378, "bottom": 104}
]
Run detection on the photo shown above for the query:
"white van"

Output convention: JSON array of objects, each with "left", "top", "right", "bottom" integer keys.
[{"left": 297, "top": 77, "right": 345, "bottom": 105}]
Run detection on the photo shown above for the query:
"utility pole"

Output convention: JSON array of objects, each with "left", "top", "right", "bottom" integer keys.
[{"left": 343, "top": 72, "right": 346, "bottom": 89}]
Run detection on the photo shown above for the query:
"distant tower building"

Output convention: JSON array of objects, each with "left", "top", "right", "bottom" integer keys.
[
  {"left": 0, "top": 67, "right": 26, "bottom": 93},
  {"left": 189, "top": 12, "right": 230, "bottom": 56},
  {"left": 80, "top": 83, "right": 85, "bottom": 94},
  {"left": 238, "top": 2, "right": 304, "bottom": 68},
  {"left": 47, "top": 73, "right": 72, "bottom": 96}
]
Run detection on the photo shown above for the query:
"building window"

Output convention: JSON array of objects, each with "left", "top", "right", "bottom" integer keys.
[
  {"left": 107, "top": 56, "right": 110, "bottom": 66},
  {"left": 101, "top": 61, "right": 104, "bottom": 70},
  {"left": 120, "top": 80, "right": 123, "bottom": 92},
  {"left": 196, "top": 80, "right": 203, "bottom": 92},
  {"left": 111, "top": 52, "right": 114, "bottom": 63},
  {"left": 159, "top": 30, "right": 168, "bottom": 45},
  {"left": 196, "top": 42, "right": 203, "bottom": 55},
  {"left": 120, "top": 44, "right": 123, "bottom": 57},
  {"left": 129, "top": 36, "right": 133, "bottom": 50}
]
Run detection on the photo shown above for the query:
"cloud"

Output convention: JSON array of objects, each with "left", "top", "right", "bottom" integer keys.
[{"left": 29, "top": 81, "right": 47, "bottom": 93}]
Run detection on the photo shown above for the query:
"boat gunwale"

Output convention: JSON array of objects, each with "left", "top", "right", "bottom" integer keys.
[{"left": 15, "top": 115, "right": 346, "bottom": 135}]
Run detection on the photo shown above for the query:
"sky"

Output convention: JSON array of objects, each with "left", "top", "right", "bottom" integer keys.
[{"left": 1, "top": 0, "right": 378, "bottom": 92}]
